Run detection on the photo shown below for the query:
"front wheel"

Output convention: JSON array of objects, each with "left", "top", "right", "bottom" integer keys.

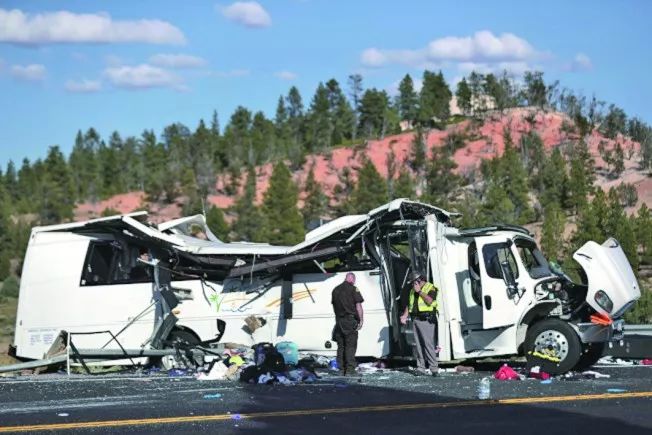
[{"left": 524, "top": 318, "right": 581, "bottom": 375}]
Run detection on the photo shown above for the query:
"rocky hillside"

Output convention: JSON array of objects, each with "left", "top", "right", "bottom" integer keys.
[{"left": 75, "top": 107, "right": 645, "bottom": 223}]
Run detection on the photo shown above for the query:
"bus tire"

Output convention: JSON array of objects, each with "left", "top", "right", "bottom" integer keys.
[
  {"left": 574, "top": 342, "right": 607, "bottom": 371},
  {"left": 524, "top": 318, "right": 581, "bottom": 375}
]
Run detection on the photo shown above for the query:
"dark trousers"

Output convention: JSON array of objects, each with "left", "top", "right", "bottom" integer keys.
[{"left": 334, "top": 317, "right": 358, "bottom": 374}]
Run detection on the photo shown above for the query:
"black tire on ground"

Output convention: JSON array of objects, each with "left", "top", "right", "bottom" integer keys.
[
  {"left": 574, "top": 342, "right": 607, "bottom": 371},
  {"left": 524, "top": 318, "right": 581, "bottom": 375}
]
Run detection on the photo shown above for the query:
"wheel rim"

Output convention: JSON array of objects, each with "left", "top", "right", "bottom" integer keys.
[{"left": 533, "top": 329, "right": 569, "bottom": 361}]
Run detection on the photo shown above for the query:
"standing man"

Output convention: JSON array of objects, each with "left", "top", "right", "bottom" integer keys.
[
  {"left": 331, "top": 272, "right": 364, "bottom": 376},
  {"left": 400, "top": 272, "right": 439, "bottom": 376}
]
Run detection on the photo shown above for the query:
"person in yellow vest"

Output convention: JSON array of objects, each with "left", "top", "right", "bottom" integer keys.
[{"left": 400, "top": 272, "right": 439, "bottom": 376}]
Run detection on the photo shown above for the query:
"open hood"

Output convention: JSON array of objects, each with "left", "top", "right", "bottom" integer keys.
[{"left": 573, "top": 238, "right": 641, "bottom": 318}]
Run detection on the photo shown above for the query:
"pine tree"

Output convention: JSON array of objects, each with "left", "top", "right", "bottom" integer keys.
[
  {"left": 386, "top": 147, "right": 398, "bottom": 199},
  {"left": 571, "top": 201, "right": 601, "bottom": 250},
  {"left": 398, "top": 74, "right": 418, "bottom": 124},
  {"left": 287, "top": 86, "right": 305, "bottom": 153},
  {"left": 333, "top": 167, "right": 356, "bottom": 216},
  {"left": 0, "top": 182, "right": 11, "bottom": 280},
  {"left": 480, "top": 182, "right": 516, "bottom": 225},
  {"left": 251, "top": 111, "right": 275, "bottom": 164},
  {"left": 4, "top": 161, "right": 18, "bottom": 201},
  {"left": 358, "top": 89, "right": 390, "bottom": 138},
  {"left": 408, "top": 127, "right": 427, "bottom": 174},
  {"left": 611, "top": 142, "right": 625, "bottom": 178},
  {"left": 423, "top": 146, "right": 460, "bottom": 208},
  {"left": 541, "top": 203, "right": 566, "bottom": 261},
  {"left": 636, "top": 204, "right": 652, "bottom": 263},
  {"left": 181, "top": 168, "right": 202, "bottom": 215},
  {"left": 261, "top": 162, "right": 304, "bottom": 245},
  {"left": 302, "top": 165, "right": 327, "bottom": 227},
  {"left": 455, "top": 78, "right": 472, "bottom": 115},
  {"left": 206, "top": 205, "right": 229, "bottom": 241},
  {"left": 141, "top": 130, "right": 169, "bottom": 201},
  {"left": 349, "top": 158, "right": 388, "bottom": 213},
  {"left": 566, "top": 141, "right": 595, "bottom": 212},
  {"left": 40, "top": 146, "right": 75, "bottom": 224},
  {"left": 393, "top": 170, "right": 416, "bottom": 199},
  {"left": 419, "top": 70, "right": 451, "bottom": 124},
  {"left": 231, "top": 166, "right": 265, "bottom": 242},
  {"left": 540, "top": 147, "right": 569, "bottom": 208},
  {"left": 326, "top": 79, "right": 354, "bottom": 146},
  {"left": 521, "top": 71, "right": 548, "bottom": 108},
  {"left": 496, "top": 129, "right": 533, "bottom": 223},
  {"left": 307, "top": 82, "right": 332, "bottom": 151}
]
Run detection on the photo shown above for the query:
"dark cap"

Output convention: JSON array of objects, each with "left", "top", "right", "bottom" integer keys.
[{"left": 408, "top": 271, "right": 425, "bottom": 284}]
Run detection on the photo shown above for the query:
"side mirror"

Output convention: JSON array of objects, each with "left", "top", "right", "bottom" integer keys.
[{"left": 499, "top": 260, "right": 518, "bottom": 298}]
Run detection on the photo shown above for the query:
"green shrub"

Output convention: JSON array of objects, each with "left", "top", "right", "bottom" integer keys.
[
  {"left": 1, "top": 276, "right": 19, "bottom": 299},
  {"left": 625, "top": 287, "right": 652, "bottom": 324}
]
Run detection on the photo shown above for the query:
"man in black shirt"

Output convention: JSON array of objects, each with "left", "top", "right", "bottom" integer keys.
[{"left": 331, "top": 272, "right": 364, "bottom": 376}]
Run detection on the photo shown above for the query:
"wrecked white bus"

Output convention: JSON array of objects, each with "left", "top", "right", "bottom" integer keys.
[{"left": 11, "top": 199, "right": 640, "bottom": 374}]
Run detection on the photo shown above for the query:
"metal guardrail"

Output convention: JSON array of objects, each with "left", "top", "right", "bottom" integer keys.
[{"left": 625, "top": 324, "right": 652, "bottom": 336}]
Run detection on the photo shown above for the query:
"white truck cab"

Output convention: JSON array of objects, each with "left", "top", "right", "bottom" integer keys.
[{"left": 11, "top": 200, "right": 640, "bottom": 374}]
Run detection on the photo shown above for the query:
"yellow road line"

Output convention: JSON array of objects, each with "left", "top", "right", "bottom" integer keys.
[{"left": 1, "top": 391, "right": 651, "bottom": 433}]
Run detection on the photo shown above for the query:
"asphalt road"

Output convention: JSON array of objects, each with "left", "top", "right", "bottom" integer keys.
[{"left": 0, "top": 364, "right": 651, "bottom": 434}]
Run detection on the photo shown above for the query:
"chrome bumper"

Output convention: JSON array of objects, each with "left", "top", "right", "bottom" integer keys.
[{"left": 572, "top": 319, "right": 625, "bottom": 344}]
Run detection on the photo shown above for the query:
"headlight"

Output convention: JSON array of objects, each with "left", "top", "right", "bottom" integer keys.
[{"left": 594, "top": 290, "right": 613, "bottom": 313}]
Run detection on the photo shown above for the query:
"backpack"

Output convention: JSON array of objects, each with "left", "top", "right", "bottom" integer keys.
[{"left": 253, "top": 342, "right": 286, "bottom": 372}]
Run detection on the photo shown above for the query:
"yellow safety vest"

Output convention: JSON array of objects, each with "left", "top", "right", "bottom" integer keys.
[{"left": 408, "top": 282, "right": 439, "bottom": 313}]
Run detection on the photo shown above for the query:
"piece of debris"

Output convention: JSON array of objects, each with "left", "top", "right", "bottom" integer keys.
[
  {"left": 203, "top": 393, "right": 222, "bottom": 399},
  {"left": 529, "top": 366, "right": 551, "bottom": 380},
  {"left": 640, "top": 359, "right": 652, "bottom": 366},
  {"left": 57, "top": 413, "right": 69, "bottom": 417},
  {"left": 197, "top": 361, "right": 229, "bottom": 381},
  {"left": 494, "top": 364, "right": 520, "bottom": 380},
  {"left": 582, "top": 370, "right": 611, "bottom": 379},
  {"left": 276, "top": 341, "right": 299, "bottom": 366},
  {"left": 607, "top": 388, "right": 627, "bottom": 393},
  {"left": 477, "top": 377, "right": 491, "bottom": 399}
]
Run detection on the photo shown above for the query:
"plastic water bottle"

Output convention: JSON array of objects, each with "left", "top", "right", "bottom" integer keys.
[{"left": 478, "top": 377, "right": 491, "bottom": 400}]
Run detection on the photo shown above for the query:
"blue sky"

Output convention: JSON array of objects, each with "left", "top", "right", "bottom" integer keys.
[{"left": 0, "top": 0, "right": 650, "bottom": 166}]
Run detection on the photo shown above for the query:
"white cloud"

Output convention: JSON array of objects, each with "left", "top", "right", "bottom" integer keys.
[
  {"left": 567, "top": 52, "right": 593, "bottom": 72},
  {"left": 275, "top": 70, "right": 297, "bottom": 80},
  {"left": 149, "top": 53, "right": 207, "bottom": 69},
  {"left": 457, "top": 61, "right": 531, "bottom": 76},
  {"left": 220, "top": 2, "right": 271, "bottom": 28},
  {"left": 361, "top": 31, "right": 542, "bottom": 69},
  {"left": 65, "top": 79, "right": 101, "bottom": 93},
  {"left": 11, "top": 64, "right": 46, "bottom": 81},
  {"left": 0, "top": 8, "right": 186, "bottom": 45},
  {"left": 104, "top": 64, "right": 182, "bottom": 90}
]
